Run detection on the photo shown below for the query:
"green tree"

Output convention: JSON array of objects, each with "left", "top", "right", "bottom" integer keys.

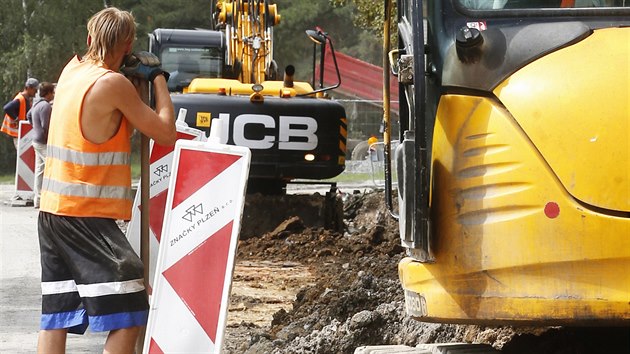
[
  {"left": 330, "top": 0, "right": 385, "bottom": 34},
  {"left": 0, "top": 0, "right": 381, "bottom": 174},
  {"left": 0, "top": 0, "right": 106, "bottom": 173},
  {"left": 273, "top": 0, "right": 382, "bottom": 82},
  {"left": 128, "top": 0, "right": 213, "bottom": 51}
]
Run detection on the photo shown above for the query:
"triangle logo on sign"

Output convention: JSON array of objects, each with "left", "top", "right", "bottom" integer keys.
[
  {"left": 162, "top": 220, "right": 234, "bottom": 342},
  {"left": 172, "top": 150, "right": 241, "bottom": 209}
]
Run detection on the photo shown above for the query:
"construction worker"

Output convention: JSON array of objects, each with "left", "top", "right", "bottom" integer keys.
[
  {"left": 27, "top": 82, "right": 55, "bottom": 209},
  {"left": 367, "top": 135, "right": 378, "bottom": 149},
  {"left": 36, "top": 7, "right": 175, "bottom": 354},
  {"left": 368, "top": 135, "right": 380, "bottom": 161},
  {"left": 2, "top": 77, "right": 39, "bottom": 148}
]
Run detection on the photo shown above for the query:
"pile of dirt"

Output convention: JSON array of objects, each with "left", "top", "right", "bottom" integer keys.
[
  {"left": 223, "top": 190, "right": 630, "bottom": 354},
  {"left": 240, "top": 192, "right": 343, "bottom": 240},
  {"left": 223, "top": 190, "right": 497, "bottom": 353}
]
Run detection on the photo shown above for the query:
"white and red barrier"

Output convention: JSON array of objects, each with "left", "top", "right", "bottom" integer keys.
[
  {"left": 143, "top": 139, "right": 250, "bottom": 354},
  {"left": 14, "top": 121, "right": 35, "bottom": 200},
  {"left": 126, "top": 118, "right": 206, "bottom": 294}
]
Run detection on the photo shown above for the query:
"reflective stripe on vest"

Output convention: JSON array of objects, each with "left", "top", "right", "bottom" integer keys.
[
  {"left": 1, "top": 94, "right": 27, "bottom": 137},
  {"left": 42, "top": 178, "right": 131, "bottom": 200},
  {"left": 40, "top": 56, "right": 133, "bottom": 220},
  {"left": 47, "top": 145, "right": 130, "bottom": 166}
]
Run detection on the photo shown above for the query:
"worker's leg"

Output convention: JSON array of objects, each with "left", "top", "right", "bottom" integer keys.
[
  {"left": 38, "top": 213, "right": 88, "bottom": 354},
  {"left": 37, "top": 328, "right": 68, "bottom": 354},
  {"left": 103, "top": 326, "right": 142, "bottom": 354},
  {"left": 32, "top": 142, "right": 46, "bottom": 208},
  {"left": 39, "top": 214, "right": 149, "bottom": 352}
]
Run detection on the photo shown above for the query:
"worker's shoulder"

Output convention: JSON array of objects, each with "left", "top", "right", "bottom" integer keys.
[
  {"left": 95, "top": 70, "right": 132, "bottom": 87},
  {"left": 3, "top": 97, "right": 19, "bottom": 111},
  {"left": 91, "top": 71, "right": 135, "bottom": 98}
]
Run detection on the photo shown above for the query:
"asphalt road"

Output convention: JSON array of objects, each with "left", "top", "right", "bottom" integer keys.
[{"left": 0, "top": 185, "right": 107, "bottom": 353}]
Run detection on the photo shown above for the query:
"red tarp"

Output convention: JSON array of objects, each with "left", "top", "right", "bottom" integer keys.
[{"left": 316, "top": 49, "right": 399, "bottom": 110}]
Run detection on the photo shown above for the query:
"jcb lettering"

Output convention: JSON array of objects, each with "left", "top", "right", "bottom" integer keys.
[
  {"left": 279, "top": 116, "right": 318, "bottom": 151},
  {"left": 216, "top": 113, "right": 318, "bottom": 151},
  {"left": 233, "top": 114, "right": 275, "bottom": 149}
]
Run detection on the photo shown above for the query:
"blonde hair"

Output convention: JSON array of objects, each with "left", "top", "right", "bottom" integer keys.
[{"left": 84, "top": 7, "right": 136, "bottom": 62}]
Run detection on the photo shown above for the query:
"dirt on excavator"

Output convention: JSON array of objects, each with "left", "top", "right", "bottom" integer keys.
[{"left": 222, "top": 190, "right": 630, "bottom": 354}]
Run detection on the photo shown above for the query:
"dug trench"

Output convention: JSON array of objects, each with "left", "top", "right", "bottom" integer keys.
[{"left": 216, "top": 190, "right": 629, "bottom": 354}]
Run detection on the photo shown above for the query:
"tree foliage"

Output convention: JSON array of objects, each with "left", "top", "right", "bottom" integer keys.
[
  {"left": 273, "top": 0, "right": 382, "bottom": 82},
  {"left": 0, "top": 0, "right": 105, "bottom": 171},
  {"left": 0, "top": 0, "right": 384, "bottom": 173},
  {"left": 330, "top": 0, "right": 385, "bottom": 34}
]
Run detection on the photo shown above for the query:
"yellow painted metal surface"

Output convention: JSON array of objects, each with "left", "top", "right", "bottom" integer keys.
[
  {"left": 400, "top": 93, "right": 630, "bottom": 324},
  {"left": 215, "top": 1, "right": 280, "bottom": 84},
  {"left": 186, "top": 78, "right": 314, "bottom": 97},
  {"left": 494, "top": 28, "right": 630, "bottom": 212}
]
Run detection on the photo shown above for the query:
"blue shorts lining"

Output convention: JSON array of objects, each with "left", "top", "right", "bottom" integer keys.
[
  {"left": 40, "top": 309, "right": 148, "bottom": 334},
  {"left": 41, "top": 309, "right": 88, "bottom": 334},
  {"left": 89, "top": 310, "right": 149, "bottom": 332}
]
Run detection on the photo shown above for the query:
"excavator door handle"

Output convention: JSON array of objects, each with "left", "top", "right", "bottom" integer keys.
[{"left": 388, "top": 49, "right": 401, "bottom": 76}]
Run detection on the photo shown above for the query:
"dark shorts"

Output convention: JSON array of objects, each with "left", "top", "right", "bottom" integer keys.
[{"left": 38, "top": 212, "right": 149, "bottom": 334}]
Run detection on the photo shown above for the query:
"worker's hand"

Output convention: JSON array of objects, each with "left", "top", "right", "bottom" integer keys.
[{"left": 121, "top": 51, "right": 170, "bottom": 83}]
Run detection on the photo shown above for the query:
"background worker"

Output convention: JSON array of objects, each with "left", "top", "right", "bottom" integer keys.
[
  {"left": 2, "top": 78, "right": 39, "bottom": 147},
  {"left": 27, "top": 82, "right": 55, "bottom": 209},
  {"left": 37, "top": 7, "right": 175, "bottom": 354}
]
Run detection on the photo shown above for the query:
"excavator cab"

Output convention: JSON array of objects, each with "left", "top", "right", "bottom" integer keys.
[
  {"left": 386, "top": 0, "right": 630, "bottom": 326},
  {"left": 150, "top": 29, "right": 225, "bottom": 92}
]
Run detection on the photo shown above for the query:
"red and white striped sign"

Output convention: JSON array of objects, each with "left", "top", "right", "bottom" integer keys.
[
  {"left": 143, "top": 140, "right": 250, "bottom": 354},
  {"left": 126, "top": 124, "right": 206, "bottom": 294},
  {"left": 14, "top": 121, "right": 35, "bottom": 199}
]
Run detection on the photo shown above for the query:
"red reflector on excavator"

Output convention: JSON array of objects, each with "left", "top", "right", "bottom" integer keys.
[{"left": 544, "top": 202, "right": 560, "bottom": 219}]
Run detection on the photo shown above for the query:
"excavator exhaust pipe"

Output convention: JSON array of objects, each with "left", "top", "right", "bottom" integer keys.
[{"left": 283, "top": 65, "right": 295, "bottom": 88}]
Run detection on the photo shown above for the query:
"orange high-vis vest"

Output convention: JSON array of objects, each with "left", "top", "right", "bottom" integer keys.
[
  {"left": 40, "top": 56, "right": 133, "bottom": 220},
  {"left": 1, "top": 93, "right": 27, "bottom": 137}
]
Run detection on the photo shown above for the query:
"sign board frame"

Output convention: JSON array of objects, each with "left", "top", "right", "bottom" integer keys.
[{"left": 143, "top": 139, "right": 250, "bottom": 354}]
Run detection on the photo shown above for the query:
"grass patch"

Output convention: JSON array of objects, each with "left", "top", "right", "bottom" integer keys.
[
  {"left": 324, "top": 173, "right": 373, "bottom": 183},
  {"left": 131, "top": 161, "right": 141, "bottom": 181},
  {"left": 0, "top": 173, "right": 14, "bottom": 184}
]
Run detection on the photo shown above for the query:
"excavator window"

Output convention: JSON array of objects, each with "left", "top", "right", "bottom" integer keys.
[{"left": 160, "top": 46, "right": 223, "bottom": 92}]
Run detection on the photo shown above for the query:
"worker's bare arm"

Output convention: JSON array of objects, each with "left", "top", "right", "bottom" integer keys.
[
  {"left": 150, "top": 75, "right": 176, "bottom": 144},
  {"left": 112, "top": 73, "right": 176, "bottom": 145},
  {"left": 83, "top": 72, "right": 176, "bottom": 146}
]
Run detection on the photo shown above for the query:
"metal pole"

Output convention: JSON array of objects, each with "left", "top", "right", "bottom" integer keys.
[
  {"left": 319, "top": 42, "right": 326, "bottom": 88},
  {"left": 312, "top": 42, "right": 317, "bottom": 88},
  {"left": 135, "top": 81, "right": 151, "bottom": 354}
]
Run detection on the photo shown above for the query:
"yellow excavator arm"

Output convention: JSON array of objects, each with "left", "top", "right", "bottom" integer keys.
[{"left": 214, "top": 0, "right": 281, "bottom": 84}]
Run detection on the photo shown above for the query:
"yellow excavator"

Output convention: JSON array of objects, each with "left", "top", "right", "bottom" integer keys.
[
  {"left": 149, "top": 1, "right": 348, "bottom": 235},
  {"left": 363, "top": 1, "right": 630, "bottom": 352},
  {"left": 150, "top": 0, "right": 346, "bottom": 196}
]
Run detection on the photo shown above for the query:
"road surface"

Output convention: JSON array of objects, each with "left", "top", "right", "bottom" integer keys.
[
  {"left": 0, "top": 184, "right": 106, "bottom": 353},
  {"left": 0, "top": 178, "right": 379, "bottom": 353}
]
